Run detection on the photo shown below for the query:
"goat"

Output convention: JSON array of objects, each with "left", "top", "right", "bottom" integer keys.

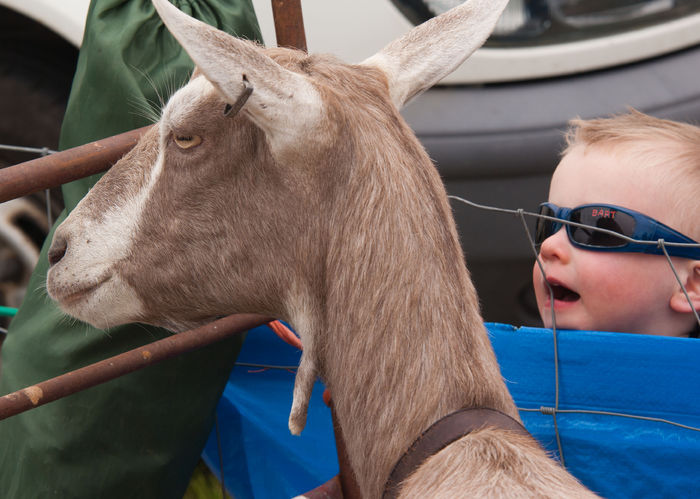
[{"left": 46, "top": 0, "right": 598, "bottom": 496}]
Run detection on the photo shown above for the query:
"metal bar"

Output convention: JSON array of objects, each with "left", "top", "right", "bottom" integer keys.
[
  {"left": 0, "top": 2, "right": 306, "bottom": 206},
  {"left": 0, "top": 5, "right": 338, "bottom": 493},
  {"left": 0, "top": 314, "right": 270, "bottom": 421},
  {"left": 0, "top": 144, "right": 56, "bottom": 155},
  {"left": 0, "top": 126, "right": 151, "bottom": 204},
  {"left": 271, "top": 0, "right": 307, "bottom": 51},
  {"left": 269, "top": 5, "right": 364, "bottom": 492}
]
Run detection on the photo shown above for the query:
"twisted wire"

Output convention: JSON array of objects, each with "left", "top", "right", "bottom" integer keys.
[{"left": 449, "top": 194, "right": 700, "bottom": 466}]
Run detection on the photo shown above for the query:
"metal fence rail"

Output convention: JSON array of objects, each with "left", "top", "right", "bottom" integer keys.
[
  {"left": 0, "top": 126, "right": 149, "bottom": 204},
  {"left": 0, "top": 314, "right": 269, "bottom": 420}
]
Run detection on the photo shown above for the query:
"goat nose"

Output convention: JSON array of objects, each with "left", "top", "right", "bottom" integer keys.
[{"left": 48, "top": 235, "right": 68, "bottom": 267}]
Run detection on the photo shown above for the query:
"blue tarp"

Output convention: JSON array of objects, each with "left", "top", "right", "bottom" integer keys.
[{"left": 202, "top": 324, "right": 700, "bottom": 498}]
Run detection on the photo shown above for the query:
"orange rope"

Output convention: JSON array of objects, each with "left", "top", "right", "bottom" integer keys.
[{"left": 268, "top": 320, "right": 302, "bottom": 350}]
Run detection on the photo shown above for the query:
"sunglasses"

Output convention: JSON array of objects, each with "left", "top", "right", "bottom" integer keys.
[{"left": 535, "top": 202, "right": 700, "bottom": 260}]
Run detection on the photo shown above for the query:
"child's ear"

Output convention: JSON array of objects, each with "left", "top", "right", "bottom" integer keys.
[{"left": 670, "top": 262, "right": 700, "bottom": 314}]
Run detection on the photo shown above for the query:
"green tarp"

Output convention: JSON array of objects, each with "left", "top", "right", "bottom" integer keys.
[{"left": 0, "top": 1, "right": 261, "bottom": 497}]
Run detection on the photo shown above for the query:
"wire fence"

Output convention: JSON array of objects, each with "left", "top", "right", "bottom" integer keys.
[
  {"left": 449, "top": 194, "right": 700, "bottom": 466},
  {"left": 1, "top": 141, "right": 699, "bottom": 469},
  {"left": 0, "top": 143, "right": 57, "bottom": 227}
]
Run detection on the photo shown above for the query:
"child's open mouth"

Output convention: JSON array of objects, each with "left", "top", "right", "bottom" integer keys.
[{"left": 549, "top": 283, "right": 580, "bottom": 302}]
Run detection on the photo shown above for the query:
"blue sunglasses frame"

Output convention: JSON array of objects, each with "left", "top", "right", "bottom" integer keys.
[{"left": 536, "top": 202, "right": 700, "bottom": 260}]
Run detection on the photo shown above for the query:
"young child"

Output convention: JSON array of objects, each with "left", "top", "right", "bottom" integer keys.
[{"left": 532, "top": 110, "right": 700, "bottom": 338}]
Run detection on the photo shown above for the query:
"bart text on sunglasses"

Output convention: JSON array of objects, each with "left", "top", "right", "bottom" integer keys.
[{"left": 535, "top": 202, "right": 700, "bottom": 260}]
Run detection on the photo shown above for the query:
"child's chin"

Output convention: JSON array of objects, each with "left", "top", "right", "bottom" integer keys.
[{"left": 542, "top": 311, "right": 586, "bottom": 331}]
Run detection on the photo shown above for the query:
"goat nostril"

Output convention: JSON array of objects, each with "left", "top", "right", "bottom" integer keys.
[{"left": 48, "top": 236, "right": 68, "bottom": 267}]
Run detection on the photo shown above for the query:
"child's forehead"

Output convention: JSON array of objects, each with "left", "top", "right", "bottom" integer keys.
[
  {"left": 552, "top": 141, "right": 675, "bottom": 190},
  {"left": 550, "top": 142, "right": 700, "bottom": 242},
  {"left": 552, "top": 145, "right": 637, "bottom": 194},
  {"left": 549, "top": 144, "right": 681, "bottom": 226}
]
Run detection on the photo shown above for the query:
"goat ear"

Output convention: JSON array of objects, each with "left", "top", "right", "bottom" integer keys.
[
  {"left": 152, "top": 0, "right": 321, "bottom": 151},
  {"left": 362, "top": 0, "right": 508, "bottom": 109}
]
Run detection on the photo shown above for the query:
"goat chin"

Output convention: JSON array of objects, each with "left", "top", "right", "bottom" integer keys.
[{"left": 47, "top": 271, "right": 144, "bottom": 330}]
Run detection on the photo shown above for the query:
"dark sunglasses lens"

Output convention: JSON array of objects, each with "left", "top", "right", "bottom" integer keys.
[
  {"left": 535, "top": 205, "right": 557, "bottom": 245},
  {"left": 570, "top": 206, "right": 636, "bottom": 247}
]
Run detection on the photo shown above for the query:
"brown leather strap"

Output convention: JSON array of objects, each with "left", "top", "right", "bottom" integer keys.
[{"left": 383, "top": 408, "right": 531, "bottom": 498}]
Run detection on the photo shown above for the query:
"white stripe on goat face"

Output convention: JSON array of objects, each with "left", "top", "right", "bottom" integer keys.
[
  {"left": 47, "top": 76, "right": 246, "bottom": 330},
  {"left": 46, "top": 123, "right": 166, "bottom": 329}
]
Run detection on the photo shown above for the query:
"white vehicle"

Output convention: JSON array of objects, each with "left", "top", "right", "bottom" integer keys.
[{"left": 2, "top": 0, "right": 700, "bottom": 323}]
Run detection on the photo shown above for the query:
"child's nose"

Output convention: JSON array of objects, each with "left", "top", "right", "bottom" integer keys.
[{"left": 538, "top": 226, "right": 571, "bottom": 263}]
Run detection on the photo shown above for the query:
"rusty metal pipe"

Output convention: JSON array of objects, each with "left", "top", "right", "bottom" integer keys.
[
  {"left": 0, "top": 2, "right": 306, "bottom": 206},
  {"left": 268, "top": 3, "right": 366, "bottom": 496},
  {"left": 0, "top": 314, "right": 270, "bottom": 421},
  {"left": 0, "top": 3, "right": 357, "bottom": 495},
  {"left": 0, "top": 126, "right": 151, "bottom": 204}
]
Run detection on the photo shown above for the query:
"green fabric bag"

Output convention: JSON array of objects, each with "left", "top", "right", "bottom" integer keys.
[{"left": 0, "top": 1, "right": 261, "bottom": 497}]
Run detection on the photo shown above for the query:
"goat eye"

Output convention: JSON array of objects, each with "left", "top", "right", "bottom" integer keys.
[{"left": 173, "top": 134, "right": 202, "bottom": 149}]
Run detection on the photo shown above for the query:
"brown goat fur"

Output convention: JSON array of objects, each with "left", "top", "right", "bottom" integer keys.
[{"left": 46, "top": 1, "right": 598, "bottom": 497}]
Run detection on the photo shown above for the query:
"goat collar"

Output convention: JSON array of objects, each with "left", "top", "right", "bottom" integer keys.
[{"left": 382, "top": 407, "right": 532, "bottom": 498}]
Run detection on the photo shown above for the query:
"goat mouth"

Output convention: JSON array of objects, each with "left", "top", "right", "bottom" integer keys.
[
  {"left": 51, "top": 276, "right": 109, "bottom": 307},
  {"left": 59, "top": 283, "right": 103, "bottom": 306}
]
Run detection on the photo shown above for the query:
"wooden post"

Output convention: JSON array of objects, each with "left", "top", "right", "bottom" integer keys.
[
  {"left": 271, "top": 0, "right": 308, "bottom": 52},
  {"left": 269, "top": 3, "right": 364, "bottom": 497}
]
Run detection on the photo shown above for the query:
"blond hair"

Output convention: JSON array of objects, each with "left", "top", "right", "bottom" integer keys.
[{"left": 562, "top": 109, "right": 700, "bottom": 239}]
